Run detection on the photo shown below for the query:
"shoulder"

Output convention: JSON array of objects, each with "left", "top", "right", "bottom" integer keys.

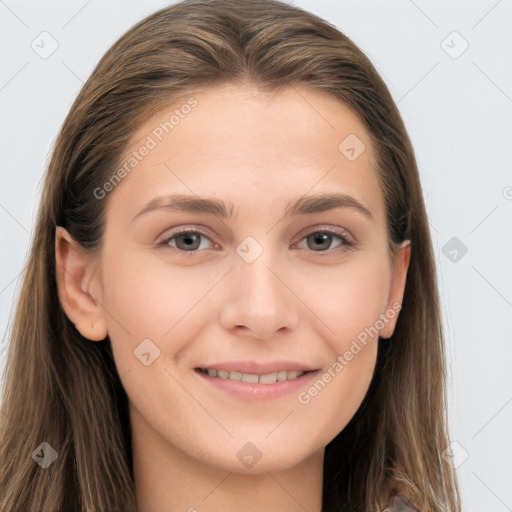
[{"left": 382, "top": 492, "right": 420, "bottom": 512}]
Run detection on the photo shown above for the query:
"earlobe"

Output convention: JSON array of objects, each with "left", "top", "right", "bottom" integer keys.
[
  {"left": 380, "top": 241, "right": 411, "bottom": 339},
  {"left": 55, "top": 226, "right": 108, "bottom": 342}
]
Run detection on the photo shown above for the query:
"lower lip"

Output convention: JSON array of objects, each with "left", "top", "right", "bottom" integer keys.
[{"left": 195, "top": 369, "right": 319, "bottom": 401}]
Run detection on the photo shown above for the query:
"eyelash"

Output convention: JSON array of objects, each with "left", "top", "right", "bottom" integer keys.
[{"left": 157, "top": 227, "right": 355, "bottom": 254}]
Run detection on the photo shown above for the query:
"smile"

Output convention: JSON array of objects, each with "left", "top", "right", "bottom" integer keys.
[{"left": 197, "top": 368, "right": 309, "bottom": 384}]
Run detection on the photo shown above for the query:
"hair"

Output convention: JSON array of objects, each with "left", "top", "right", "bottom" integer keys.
[{"left": 0, "top": 0, "right": 461, "bottom": 510}]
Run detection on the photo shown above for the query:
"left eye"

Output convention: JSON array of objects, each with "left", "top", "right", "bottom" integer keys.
[{"left": 293, "top": 230, "right": 353, "bottom": 252}]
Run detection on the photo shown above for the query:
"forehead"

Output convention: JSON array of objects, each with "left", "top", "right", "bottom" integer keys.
[{"left": 107, "top": 83, "right": 386, "bottom": 225}]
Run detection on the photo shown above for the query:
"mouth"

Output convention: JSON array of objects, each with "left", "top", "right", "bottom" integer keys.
[
  {"left": 193, "top": 360, "right": 320, "bottom": 401},
  {"left": 195, "top": 367, "right": 313, "bottom": 384}
]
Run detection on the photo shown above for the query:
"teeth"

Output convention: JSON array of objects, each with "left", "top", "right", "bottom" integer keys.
[
  {"left": 200, "top": 368, "right": 306, "bottom": 384},
  {"left": 259, "top": 373, "right": 277, "bottom": 384},
  {"left": 277, "top": 371, "right": 288, "bottom": 381},
  {"left": 241, "top": 373, "right": 259, "bottom": 383}
]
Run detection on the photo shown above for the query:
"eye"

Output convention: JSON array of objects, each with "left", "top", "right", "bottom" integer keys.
[
  {"left": 293, "top": 229, "right": 355, "bottom": 252},
  {"left": 158, "top": 229, "right": 216, "bottom": 252},
  {"left": 157, "top": 227, "right": 355, "bottom": 254}
]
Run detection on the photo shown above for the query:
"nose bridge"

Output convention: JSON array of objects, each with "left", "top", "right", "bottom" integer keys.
[
  {"left": 238, "top": 240, "right": 284, "bottom": 306},
  {"left": 219, "top": 238, "right": 299, "bottom": 338},
  {"left": 236, "top": 233, "right": 281, "bottom": 290},
  {"left": 239, "top": 248, "right": 279, "bottom": 299}
]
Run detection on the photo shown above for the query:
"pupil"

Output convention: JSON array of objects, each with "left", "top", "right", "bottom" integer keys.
[
  {"left": 308, "top": 233, "right": 331, "bottom": 251},
  {"left": 178, "top": 233, "right": 200, "bottom": 250}
]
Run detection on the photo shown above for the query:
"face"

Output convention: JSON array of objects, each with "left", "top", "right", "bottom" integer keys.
[{"left": 62, "top": 83, "right": 409, "bottom": 474}]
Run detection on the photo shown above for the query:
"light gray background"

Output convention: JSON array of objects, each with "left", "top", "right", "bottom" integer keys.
[{"left": 1, "top": 1, "right": 511, "bottom": 510}]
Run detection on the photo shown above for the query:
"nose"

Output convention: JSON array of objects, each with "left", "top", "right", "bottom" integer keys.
[{"left": 219, "top": 250, "right": 299, "bottom": 340}]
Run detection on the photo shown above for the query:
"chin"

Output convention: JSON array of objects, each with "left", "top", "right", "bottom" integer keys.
[{"left": 198, "top": 438, "right": 321, "bottom": 476}]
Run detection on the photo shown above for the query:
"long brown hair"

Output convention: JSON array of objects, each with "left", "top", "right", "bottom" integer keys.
[{"left": 0, "top": 1, "right": 461, "bottom": 510}]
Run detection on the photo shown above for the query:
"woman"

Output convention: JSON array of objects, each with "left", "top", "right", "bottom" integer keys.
[{"left": 0, "top": 0, "right": 461, "bottom": 510}]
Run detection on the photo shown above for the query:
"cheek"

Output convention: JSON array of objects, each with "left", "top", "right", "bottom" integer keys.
[
  {"left": 297, "top": 341, "right": 378, "bottom": 448},
  {"left": 283, "top": 255, "right": 388, "bottom": 440},
  {"left": 99, "top": 250, "right": 222, "bottom": 369},
  {"left": 295, "top": 253, "right": 391, "bottom": 353},
  {"left": 295, "top": 264, "right": 385, "bottom": 441}
]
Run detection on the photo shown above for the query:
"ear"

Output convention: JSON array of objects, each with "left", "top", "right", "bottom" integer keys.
[
  {"left": 55, "top": 226, "right": 108, "bottom": 341},
  {"left": 380, "top": 240, "right": 411, "bottom": 339}
]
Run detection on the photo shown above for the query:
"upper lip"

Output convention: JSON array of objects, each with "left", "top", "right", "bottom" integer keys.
[{"left": 195, "top": 360, "right": 317, "bottom": 374}]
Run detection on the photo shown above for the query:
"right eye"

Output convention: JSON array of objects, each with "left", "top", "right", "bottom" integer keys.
[{"left": 158, "top": 229, "right": 217, "bottom": 252}]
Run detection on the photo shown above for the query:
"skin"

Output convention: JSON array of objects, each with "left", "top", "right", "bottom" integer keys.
[{"left": 56, "top": 82, "right": 410, "bottom": 512}]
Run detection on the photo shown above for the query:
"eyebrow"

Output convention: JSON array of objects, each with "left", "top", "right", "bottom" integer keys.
[
  {"left": 132, "top": 192, "right": 374, "bottom": 222},
  {"left": 132, "top": 194, "right": 236, "bottom": 222},
  {"left": 284, "top": 192, "right": 373, "bottom": 221}
]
